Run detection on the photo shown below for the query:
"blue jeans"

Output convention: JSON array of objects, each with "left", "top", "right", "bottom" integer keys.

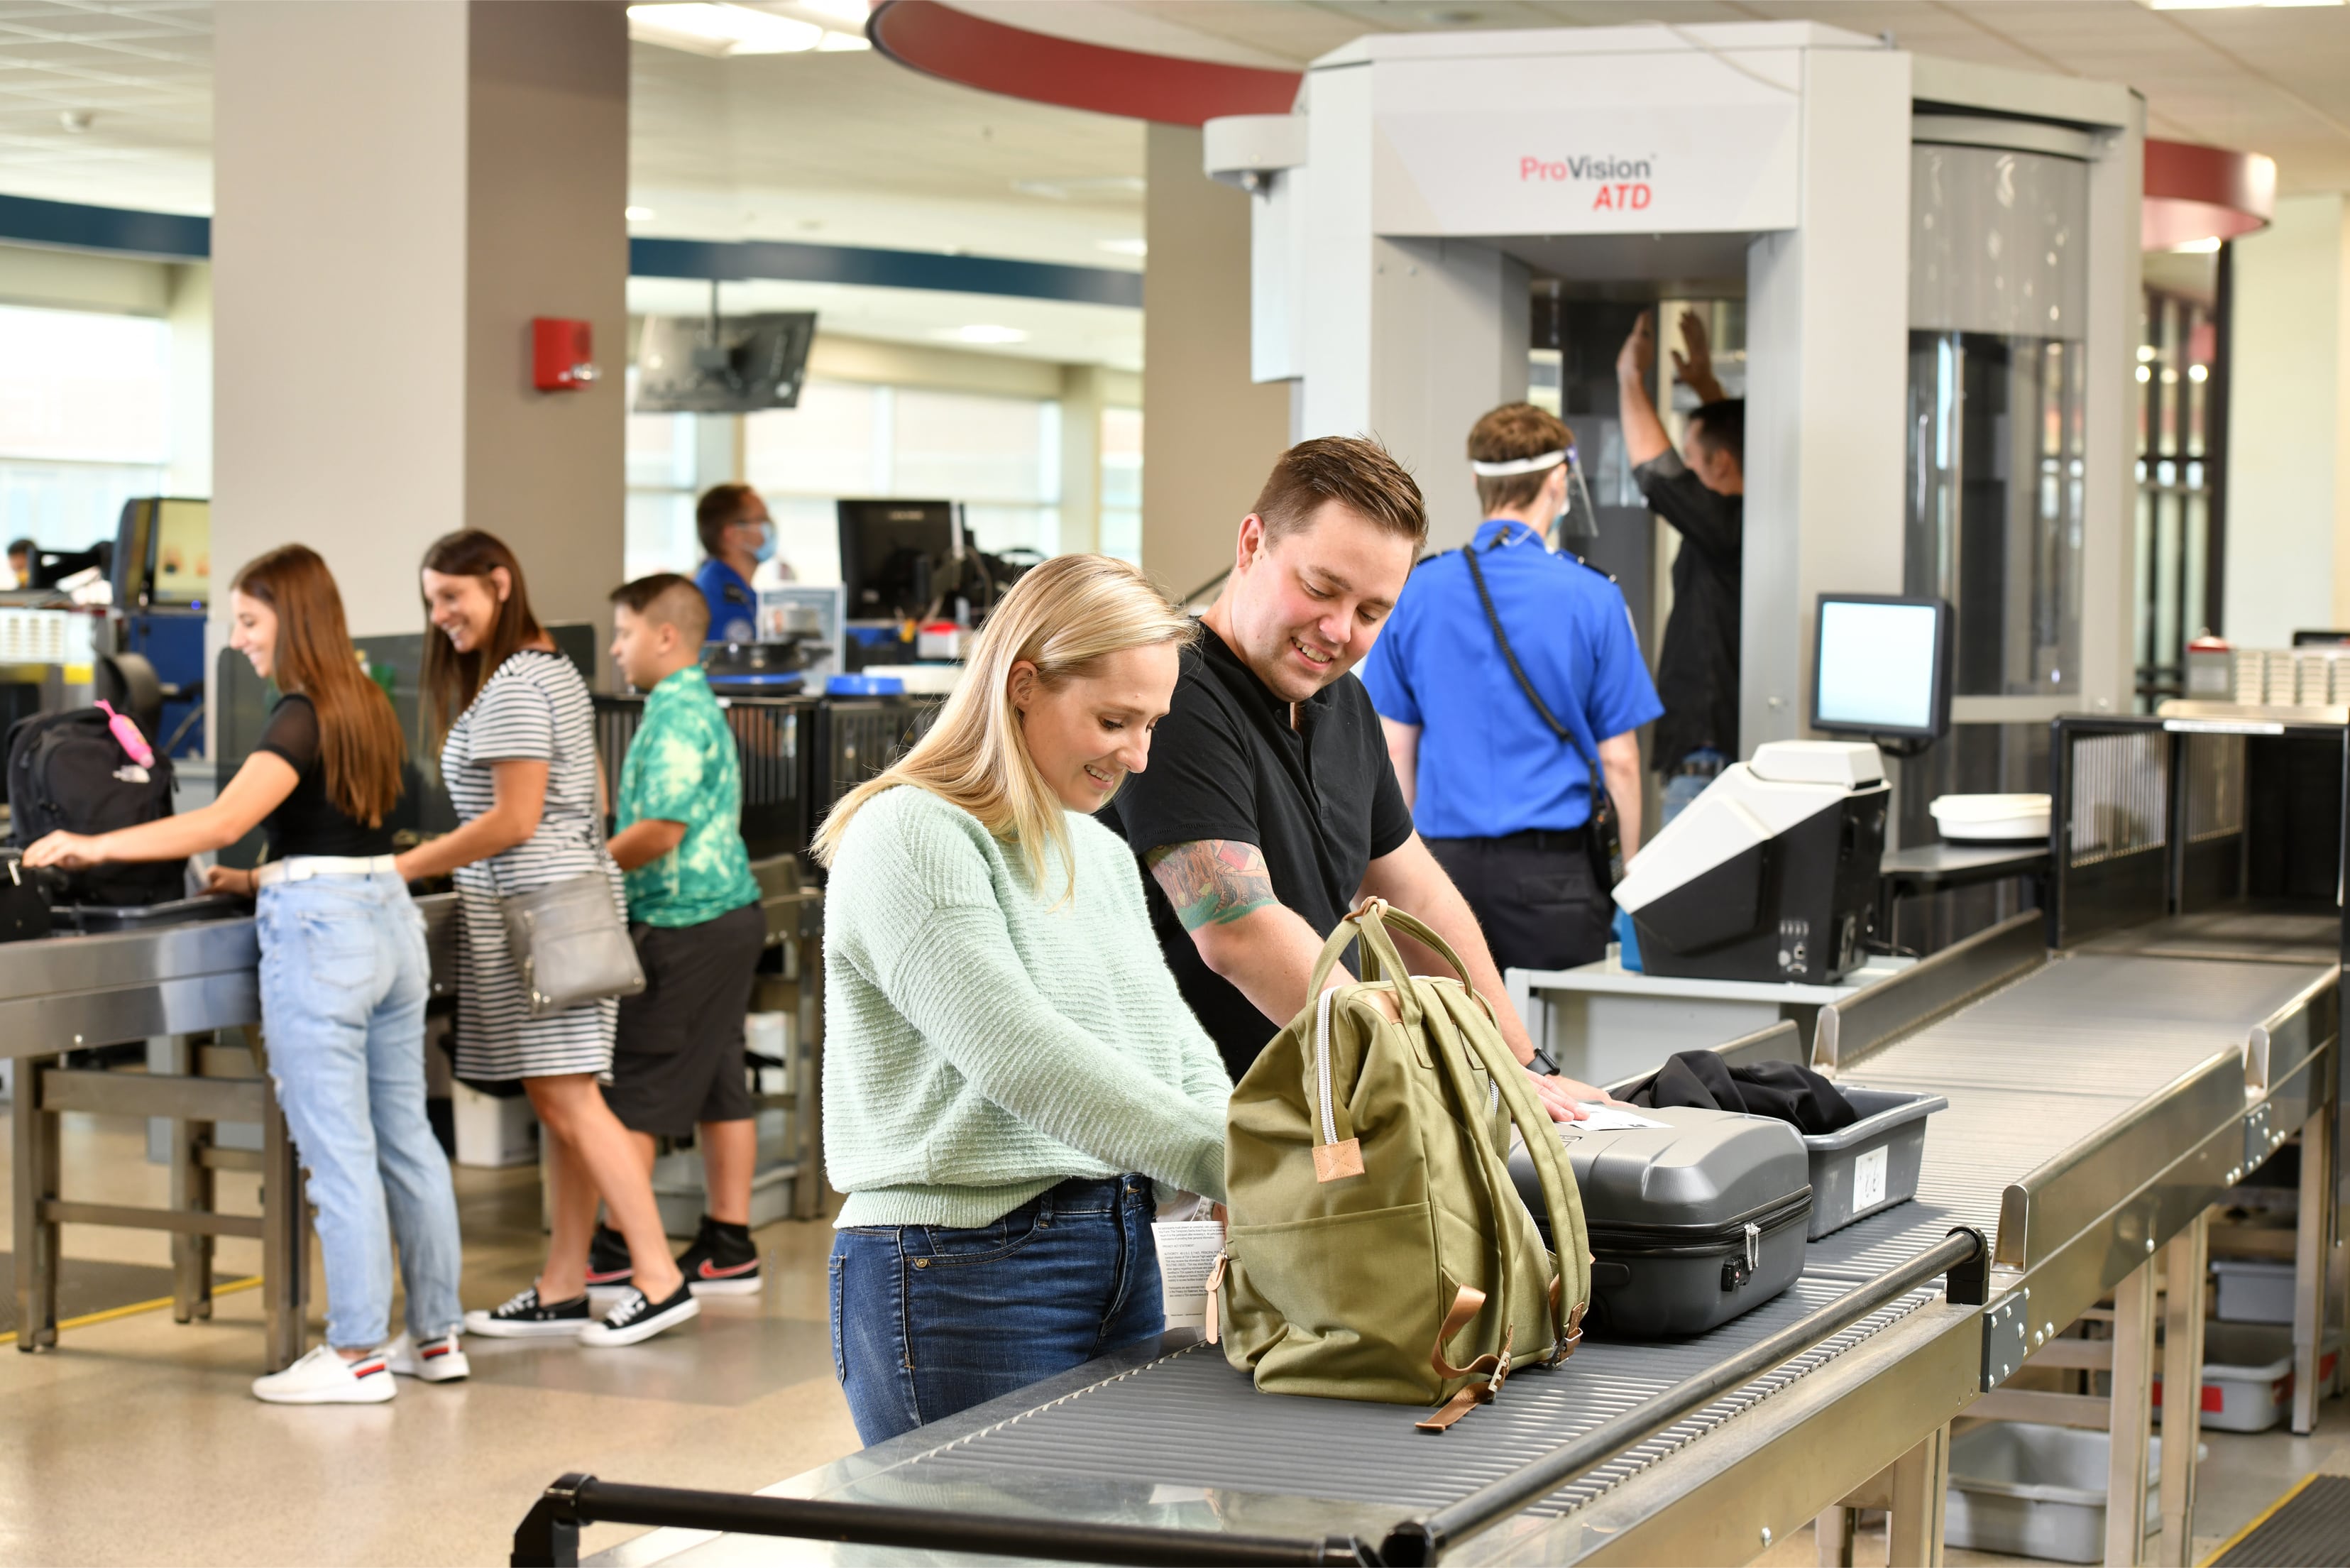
[
  {"left": 257, "top": 872, "right": 463, "bottom": 1350},
  {"left": 829, "top": 1175, "right": 1164, "bottom": 1447},
  {"left": 1660, "top": 747, "right": 1730, "bottom": 827}
]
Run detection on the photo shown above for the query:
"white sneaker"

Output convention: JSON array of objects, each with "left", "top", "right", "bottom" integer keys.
[
  {"left": 383, "top": 1330, "right": 471, "bottom": 1383},
  {"left": 252, "top": 1344, "right": 397, "bottom": 1405}
]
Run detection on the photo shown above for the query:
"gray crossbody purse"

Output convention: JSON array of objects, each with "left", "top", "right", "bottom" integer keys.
[{"left": 495, "top": 845, "right": 645, "bottom": 1020}]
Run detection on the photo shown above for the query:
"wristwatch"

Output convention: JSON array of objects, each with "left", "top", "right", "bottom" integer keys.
[{"left": 1527, "top": 1045, "right": 1561, "bottom": 1078}]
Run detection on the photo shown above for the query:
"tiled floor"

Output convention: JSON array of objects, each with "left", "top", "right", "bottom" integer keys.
[{"left": 1, "top": 1108, "right": 2332, "bottom": 1566}]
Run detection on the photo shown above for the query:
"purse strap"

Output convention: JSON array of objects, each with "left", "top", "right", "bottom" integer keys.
[
  {"left": 1459, "top": 540, "right": 1603, "bottom": 786},
  {"left": 1460, "top": 541, "right": 1622, "bottom": 883}
]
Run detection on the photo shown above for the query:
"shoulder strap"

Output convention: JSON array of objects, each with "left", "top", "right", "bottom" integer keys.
[{"left": 1459, "top": 544, "right": 1600, "bottom": 781}]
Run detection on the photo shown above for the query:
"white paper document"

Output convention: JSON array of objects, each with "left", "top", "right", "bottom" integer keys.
[
  {"left": 1573, "top": 1103, "right": 1668, "bottom": 1131},
  {"left": 1853, "top": 1144, "right": 1889, "bottom": 1209},
  {"left": 1152, "top": 1219, "right": 1227, "bottom": 1331}
]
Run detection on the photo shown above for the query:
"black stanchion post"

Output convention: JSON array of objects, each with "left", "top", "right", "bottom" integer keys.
[{"left": 511, "top": 1474, "right": 591, "bottom": 1568}]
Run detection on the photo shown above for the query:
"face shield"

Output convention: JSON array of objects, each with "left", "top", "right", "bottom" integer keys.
[{"left": 1552, "top": 449, "right": 1602, "bottom": 552}]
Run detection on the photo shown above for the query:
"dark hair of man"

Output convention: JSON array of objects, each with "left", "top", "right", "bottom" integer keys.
[
  {"left": 610, "top": 571, "right": 712, "bottom": 645},
  {"left": 1467, "top": 402, "right": 1574, "bottom": 515},
  {"left": 6, "top": 538, "right": 31, "bottom": 558},
  {"left": 696, "top": 483, "right": 754, "bottom": 558},
  {"left": 418, "top": 528, "right": 547, "bottom": 738},
  {"left": 1689, "top": 399, "right": 1745, "bottom": 470},
  {"left": 231, "top": 544, "right": 405, "bottom": 826},
  {"left": 1251, "top": 435, "right": 1427, "bottom": 551}
]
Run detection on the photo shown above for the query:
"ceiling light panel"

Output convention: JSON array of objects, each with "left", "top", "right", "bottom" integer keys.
[{"left": 626, "top": 4, "right": 823, "bottom": 56}]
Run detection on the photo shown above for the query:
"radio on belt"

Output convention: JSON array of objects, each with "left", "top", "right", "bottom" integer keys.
[{"left": 1611, "top": 740, "right": 1889, "bottom": 985}]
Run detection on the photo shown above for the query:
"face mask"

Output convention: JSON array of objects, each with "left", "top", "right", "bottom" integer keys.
[{"left": 748, "top": 522, "right": 776, "bottom": 564}]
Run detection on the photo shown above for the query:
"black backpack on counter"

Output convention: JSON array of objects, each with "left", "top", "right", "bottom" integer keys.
[{"left": 6, "top": 707, "right": 183, "bottom": 907}]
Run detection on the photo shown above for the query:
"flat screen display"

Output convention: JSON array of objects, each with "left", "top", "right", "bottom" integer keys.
[
  {"left": 150, "top": 498, "right": 209, "bottom": 603},
  {"left": 1813, "top": 596, "right": 1950, "bottom": 738}
]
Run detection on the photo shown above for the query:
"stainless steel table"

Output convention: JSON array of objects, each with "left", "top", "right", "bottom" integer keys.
[
  {"left": 1873, "top": 840, "right": 2049, "bottom": 950},
  {"left": 1505, "top": 953, "right": 1911, "bottom": 1085}
]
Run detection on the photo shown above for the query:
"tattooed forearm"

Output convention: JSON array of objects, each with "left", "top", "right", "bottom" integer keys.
[{"left": 1147, "top": 840, "right": 1279, "bottom": 931}]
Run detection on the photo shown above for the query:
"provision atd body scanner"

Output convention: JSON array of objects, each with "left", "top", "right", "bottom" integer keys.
[
  {"left": 1613, "top": 740, "right": 1889, "bottom": 985},
  {"left": 1205, "top": 21, "right": 2142, "bottom": 772}
]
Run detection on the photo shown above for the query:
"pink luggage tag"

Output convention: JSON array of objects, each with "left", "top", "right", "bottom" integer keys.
[{"left": 95, "top": 701, "right": 155, "bottom": 769}]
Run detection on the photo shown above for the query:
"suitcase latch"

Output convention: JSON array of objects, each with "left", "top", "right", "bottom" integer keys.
[{"left": 1720, "top": 1222, "right": 1761, "bottom": 1292}]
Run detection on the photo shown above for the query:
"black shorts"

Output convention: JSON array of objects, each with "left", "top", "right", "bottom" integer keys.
[{"left": 605, "top": 900, "right": 767, "bottom": 1137}]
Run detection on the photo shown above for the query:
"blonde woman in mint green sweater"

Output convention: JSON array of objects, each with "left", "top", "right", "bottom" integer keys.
[{"left": 811, "top": 554, "right": 1231, "bottom": 1446}]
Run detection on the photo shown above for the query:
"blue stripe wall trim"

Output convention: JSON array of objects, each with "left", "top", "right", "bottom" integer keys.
[
  {"left": 0, "top": 192, "right": 210, "bottom": 260},
  {"left": 627, "top": 236, "right": 1142, "bottom": 308},
  {"left": 0, "top": 194, "right": 1143, "bottom": 309}
]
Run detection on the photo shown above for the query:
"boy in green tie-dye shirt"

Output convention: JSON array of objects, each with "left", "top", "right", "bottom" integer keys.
[{"left": 593, "top": 574, "right": 768, "bottom": 1296}]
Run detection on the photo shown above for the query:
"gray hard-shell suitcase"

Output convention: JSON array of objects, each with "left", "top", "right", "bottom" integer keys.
[{"left": 1508, "top": 1104, "right": 1811, "bottom": 1338}]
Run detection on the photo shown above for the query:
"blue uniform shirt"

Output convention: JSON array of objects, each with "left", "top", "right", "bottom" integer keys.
[
  {"left": 696, "top": 558, "right": 757, "bottom": 645},
  {"left": 1360, "top": 520, "right": 1663, "bottom": 840}
]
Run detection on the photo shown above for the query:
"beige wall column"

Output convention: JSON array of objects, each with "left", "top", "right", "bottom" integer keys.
[
  {"left": 213, "top": 0, "right": 627, "bottom": 649},
  {"left": 1058, "top": 363, "right": 1106, "bottom": 557},
  {"left": 2226, "top": 194, "right": 2350, "bottom": 644},
  {"left": 1141, "top": 123, "right": 1290, "bottom": 601}
]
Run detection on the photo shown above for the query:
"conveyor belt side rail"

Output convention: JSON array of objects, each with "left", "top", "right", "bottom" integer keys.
[
  {"left": 1994, "top": 1046, "right": 2246, "bottom": 1271},
  {"left": 507, "top": 1476, "right": 1375, "bottom": 1567},
  {"left": 1813, "top": 913, "right": 2043, "bottom": 1072},
  {"left": 509, "top": 1232, "right": 1988, "bottom": 1568}
]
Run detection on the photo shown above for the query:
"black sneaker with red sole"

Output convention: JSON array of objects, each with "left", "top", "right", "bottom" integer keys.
[
  {"left": 586, "top": 1224, "right": 633, "bottom": 1293},
  {"left": 676, "top": 1216, "right": 762, "bottom": 1296}
]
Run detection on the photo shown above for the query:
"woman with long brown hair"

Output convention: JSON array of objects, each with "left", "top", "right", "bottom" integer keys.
[
  {"left": 26, "top": 544, "right": 466, "bottom": 1405},
  {"left": 395, "top": 530, "right": 693, "bottom": 1348}
]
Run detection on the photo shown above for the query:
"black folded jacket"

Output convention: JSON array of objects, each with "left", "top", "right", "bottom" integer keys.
[{"left": 1621, "top": 1051, "right": 1857, "bottom": 1136}]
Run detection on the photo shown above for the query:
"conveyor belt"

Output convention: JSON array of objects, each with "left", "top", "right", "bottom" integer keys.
[
  {"left": 585, "top": 936, "right": 2336, "bottom": 1568},
  {"left": 904, "top": 1282, "right": 1940, "bottom": 1523},
  {"left": 1808, "top": 954, "right": 2324, "bottom": 1282},
  {"left": 2076, "top": 905, "right": 2341, "bottom": 967}
]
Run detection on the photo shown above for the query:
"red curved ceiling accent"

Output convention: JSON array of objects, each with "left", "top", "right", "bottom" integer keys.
[
  {"left": 2144, "top": 138, "right": 2276, "bottom": 251},
  {"left": 868, "top": 13, "right": 2275, "bottom": 253},
  {"left": 868, "top": 0, "right": 1301, "bottom": 128}
]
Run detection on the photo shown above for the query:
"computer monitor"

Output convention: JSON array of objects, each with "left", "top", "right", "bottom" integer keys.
[
  {"left": 634, "top": 312, "right": 816, "bottom": 415},
  {"left": 838, "top": 500, "right": 961, "bottom": 622},
  {"left": 112, "top": 497, "right": 212, "bottom": 608},
  {"left": 1811, "top": 593, "right": 1954, "bottom": 742}
]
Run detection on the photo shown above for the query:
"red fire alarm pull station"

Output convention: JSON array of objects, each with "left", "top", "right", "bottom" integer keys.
[{"left": 532, "top": 318, "right": 598, "bottom": 392}]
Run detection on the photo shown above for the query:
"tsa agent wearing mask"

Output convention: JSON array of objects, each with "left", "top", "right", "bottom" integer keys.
[
  {"left": 693, "top": 483, "right": 791, "bottom": 645},
  {"left": 1360, "top": 402, "right": 1662, "bottom": 975}
]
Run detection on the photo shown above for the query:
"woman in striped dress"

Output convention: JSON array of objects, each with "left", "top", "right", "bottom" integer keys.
[{"left": 397, "top": 530, "right": 698, "bottom": 1348}]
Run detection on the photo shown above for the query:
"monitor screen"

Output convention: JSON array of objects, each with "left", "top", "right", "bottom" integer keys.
[
  {"left": 1812, "top": 595, "right": 1952, "bottom": 740},
  {"left": 150, "top": 499, "right": 210, "bottom": 603},
  {"left": 838, "top": 500, "right": 960, "bottom": 622},
  {"left": 635, "top": 312, "right": 816, "bottom": 415}
]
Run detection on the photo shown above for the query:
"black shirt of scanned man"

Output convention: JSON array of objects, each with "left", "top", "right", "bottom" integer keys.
[{"left": 1098, "top": 623, "right": 1415, "bottom": 1082}]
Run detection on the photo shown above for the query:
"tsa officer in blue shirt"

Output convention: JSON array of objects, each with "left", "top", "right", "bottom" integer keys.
[
  {"left": 693, "top": 483, "right": 792, "bottom": 645},
  {"left": 1359, "top": 402, "right": 1662, "bottom": 974}
]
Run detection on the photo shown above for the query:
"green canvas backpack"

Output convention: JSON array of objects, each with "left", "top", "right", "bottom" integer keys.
[{"left": 1207, "top": 898, "right": 1592, "bottom": 1432}]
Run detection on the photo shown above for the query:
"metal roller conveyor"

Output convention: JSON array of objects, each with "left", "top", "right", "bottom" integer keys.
[
  {"left": 8, "top": 894, "right": 456, "bottom": 1367},
  {"left": 11, "top": 855, "right": 829, "bottom": 1366},
  {"left": 544, "top": 907, "right": 2336, "bottom": 1568}
]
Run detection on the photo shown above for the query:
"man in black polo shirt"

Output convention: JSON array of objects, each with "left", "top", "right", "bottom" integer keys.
[{"left": 1101, "top": 436, "right": 1603, "bottom": 1119}]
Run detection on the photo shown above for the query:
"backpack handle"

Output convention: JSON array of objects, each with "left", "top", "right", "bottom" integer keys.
[{"left": 1293, "top": 897, "right": 1471, "bottom": 1177}]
